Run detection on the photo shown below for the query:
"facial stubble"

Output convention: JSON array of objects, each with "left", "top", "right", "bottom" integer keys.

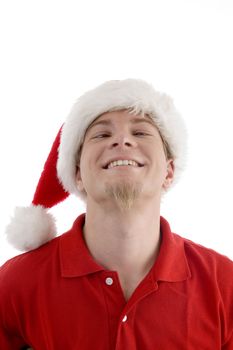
[{"left": 105, "top": 180, "right": 143, "bottom": 212}]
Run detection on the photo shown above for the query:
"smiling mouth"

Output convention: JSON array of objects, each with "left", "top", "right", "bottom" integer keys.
[{"left": 103, "top": 159, "right": 144, "bottom": 170}]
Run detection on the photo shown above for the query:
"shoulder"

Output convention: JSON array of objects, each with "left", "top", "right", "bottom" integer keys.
[
  {"left": 176, "top": 234, "right": 233, "bottom": 343},
  {"left": 175, "top": 233, "right": 233, "bottom": 294},
  {"left": 0, "top": 233, "right": 67, "bottom": 331},
  {"left": 181, "top": 234, "right": 233, "bottom": 270},
  {"left": 0, "top": 235, "right": 61, "bottom": 291}
]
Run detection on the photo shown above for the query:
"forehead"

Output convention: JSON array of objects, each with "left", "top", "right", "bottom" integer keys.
[{"left": 86, "top": 110, "right": 157, "bottom": 131}]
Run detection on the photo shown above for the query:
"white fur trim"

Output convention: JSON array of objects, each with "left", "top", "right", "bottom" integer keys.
[
  {"left": 5, "top": 205, "right": 57, "bottom": 252},
  {"left": 57, "top": 79, "right": 187, "bottom": 200}
]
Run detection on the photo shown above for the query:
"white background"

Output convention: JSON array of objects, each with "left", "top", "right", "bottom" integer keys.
[{"left": 0, "top": 0, "right": 233, "bottom": 266}]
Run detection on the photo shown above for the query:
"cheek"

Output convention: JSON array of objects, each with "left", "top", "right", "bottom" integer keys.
[
  {"left": 78, "top": 148, "right": 96, "bottom": 183},
  {"left": 150, "top": 151, "right": 168, "bottom": 180}
]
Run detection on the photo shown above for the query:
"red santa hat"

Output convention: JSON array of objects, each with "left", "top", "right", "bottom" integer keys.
[{"left": 6, "top": 79, "right": 187, "bottom": 252}]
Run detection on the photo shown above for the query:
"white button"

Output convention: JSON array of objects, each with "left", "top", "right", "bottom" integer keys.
[
  {"left": 122, "top": 315, "right": 127, "bottom": 322},
  {"left": 105, "top": 277, "right": 113, "bottom": 285}
]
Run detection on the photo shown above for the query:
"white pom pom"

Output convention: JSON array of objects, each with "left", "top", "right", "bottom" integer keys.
[{"left": 5, "top": 205, "right": 57, "bottom": 252}]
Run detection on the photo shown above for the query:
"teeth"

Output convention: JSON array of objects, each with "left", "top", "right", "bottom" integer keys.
[{"left": 107, "top": 160, "right": 139, "bottom": 169}]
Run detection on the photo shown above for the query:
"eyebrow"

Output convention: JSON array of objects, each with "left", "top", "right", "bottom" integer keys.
[{"left": 87, "top": 116, "right": 157, "bottom": 131}]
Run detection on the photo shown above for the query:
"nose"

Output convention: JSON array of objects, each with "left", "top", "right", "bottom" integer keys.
[{"left": 111, "top": 133, "right": 136, "bottom": 149}]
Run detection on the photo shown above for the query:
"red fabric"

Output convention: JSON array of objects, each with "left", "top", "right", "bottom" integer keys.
[
  {"left": 32, "top": 126, "right": 69, "bottom": 208},
  {"left": 1, "top": 214, "right": 233, "bottom": 349}
]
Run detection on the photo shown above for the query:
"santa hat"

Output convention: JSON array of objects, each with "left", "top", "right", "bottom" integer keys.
[{"left": 6, "top": 79, "right": 187, "bottom": 252}]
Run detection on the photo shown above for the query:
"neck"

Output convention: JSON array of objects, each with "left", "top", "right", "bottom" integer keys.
[{"left": 83, "top": 198, "right": 161, "bottom": 280}]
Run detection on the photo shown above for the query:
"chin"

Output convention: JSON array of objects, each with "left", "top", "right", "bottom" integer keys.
[{"left": 105, "top": 180, "right": 142, "bottom": 201}]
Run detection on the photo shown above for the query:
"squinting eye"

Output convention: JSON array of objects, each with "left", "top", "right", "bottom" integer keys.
[
  {"left": 133, "top": 131, "right": 148, "bottom": 136},
  {"left": 93, "top": 133, "right": 110, "bottom": 139}
]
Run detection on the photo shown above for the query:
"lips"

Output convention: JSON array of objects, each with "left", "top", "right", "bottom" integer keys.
[{"left": 103, "top": 159, "right": 144, "bottom": 169}]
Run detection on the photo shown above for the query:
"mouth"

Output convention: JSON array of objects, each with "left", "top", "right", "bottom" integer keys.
[{"left": 103, "top": 159, "right": 144, "bottom": 170}]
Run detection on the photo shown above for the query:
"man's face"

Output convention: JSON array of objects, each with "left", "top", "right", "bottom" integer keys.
[{"left": 76, "top": 110, "right": 174, "bottom": 209}]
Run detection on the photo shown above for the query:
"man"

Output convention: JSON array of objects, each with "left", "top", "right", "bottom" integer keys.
[{"left": 0, "top": 79, "right": 233, "bottom": 349}]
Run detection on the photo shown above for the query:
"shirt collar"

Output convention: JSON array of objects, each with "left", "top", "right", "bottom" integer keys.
[
  {"left": 59, "top": 214, "right": 191, "bottom": 282},
  {"left": 59, "top": 213, "right": 104, "bottom": 277},
  {"left": 152, "top": 216, "right": 191, "bottom": 282}
]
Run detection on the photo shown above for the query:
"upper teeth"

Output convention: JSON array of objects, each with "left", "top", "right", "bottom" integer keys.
[{"left": 107, "top": 160, "right": 139, "bottom": 169}]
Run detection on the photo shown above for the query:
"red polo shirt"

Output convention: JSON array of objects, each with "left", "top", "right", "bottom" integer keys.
[{"left": 0, "top": 214, "right": 233, "bottom": 349}]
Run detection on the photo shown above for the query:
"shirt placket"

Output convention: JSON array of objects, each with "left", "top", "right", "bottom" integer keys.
[
  {"left": 115, "top": 275, "right": 158, "bottom": 350},
  {"left": 99, "top": 271, "right": 126, "bottom": 349},
  {"left": 100, "top": 270, "right": 158, "bottom": 350}
]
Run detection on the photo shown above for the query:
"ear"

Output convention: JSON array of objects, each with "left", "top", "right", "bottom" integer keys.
[
  {"left": 76, "top": 166, "right": 85, "bottom": 192},
  {"left": 162, "top": 159, "right": 175, "bottom": 190}
]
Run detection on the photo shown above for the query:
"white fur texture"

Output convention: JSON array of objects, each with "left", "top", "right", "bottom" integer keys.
[
  {"left": 5, "top": 205, "right": 57, "bottom": 251},
  {"left": 57, "top": 79, "right": 187, "bottom": 201}
]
